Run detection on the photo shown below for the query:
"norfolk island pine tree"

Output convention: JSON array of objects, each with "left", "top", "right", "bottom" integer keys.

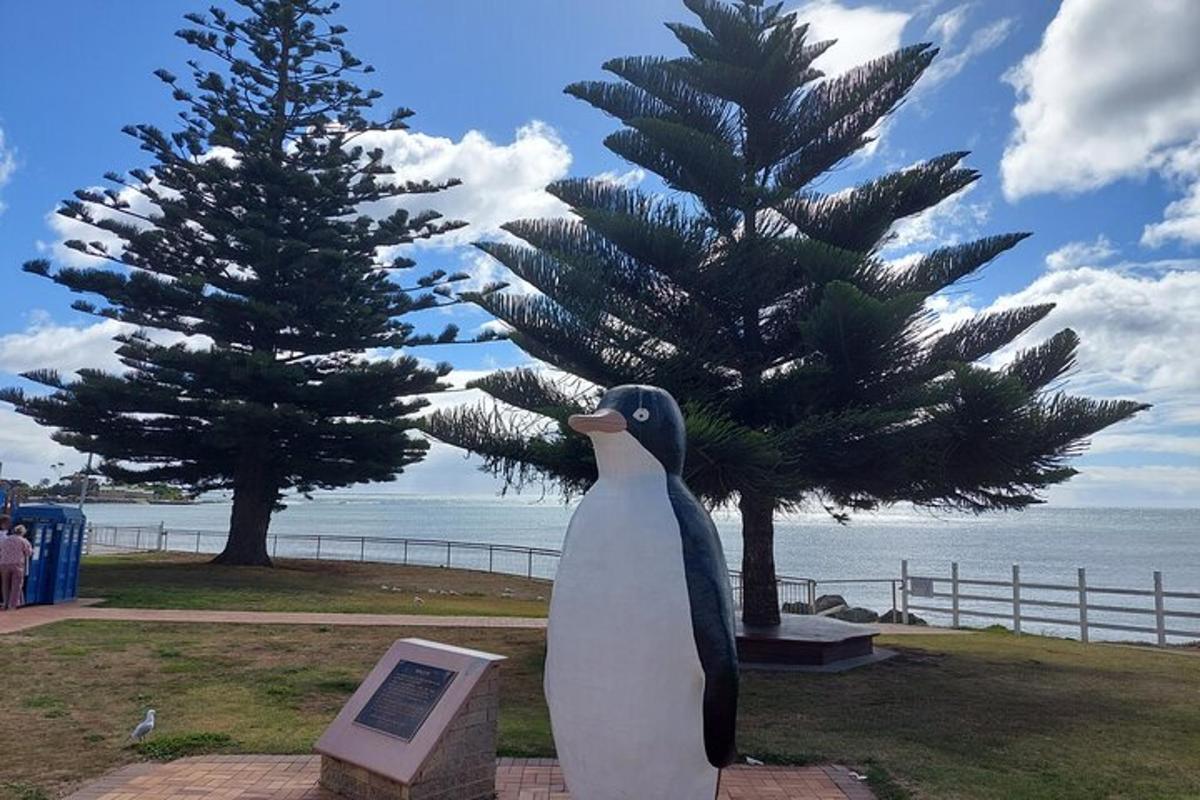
[
  {"left": 424, "top": 0, "right": 1149, "bottom": 626},
  {"left": 0, "top": 0, "right": 502, "bottom": 565}
]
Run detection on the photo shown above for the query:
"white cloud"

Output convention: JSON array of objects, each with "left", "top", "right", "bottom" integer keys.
[
  {"left": 1088, "top": 431, "right": 1200, "bottom": 458},
  {"left": 789, "top": 1, "right": 909, "bottom": 158},
  {"left": 1044, "top": 465, "right": 1200, "bottom": 508},
  {"left": 0, "top": 311, "right": 206, "bottom": 379},
  {"left": 0, "top": 313, "right": 131, "bottom": 376},
  {"left": 933, "top": 262, "right": 1200, "bottom": 507},
  {"left": 884, "top": 181, "right": 990, "bottom": 253},
  {"left": 359, "top": 121, "right": 571, "bottom": 249},
  {"left": 450, "top": 248, "right": 540, "bottom": 297},
  {"left": 793, "top": 1, "right": 912, "bottom": 78},
  {"left": 791, "top": 2, "right": 1010, "bottom": 159},
  {"left": 922, "top": 17, "right": 1013, "bottom": 89},
  {"left": 0, "top": 314, "right": 213, "bottom": 483},
  {"left": 0, "top": 409, "right": 82, "bottom": 484},
  {"left": 925, "top": 292, "right": 978, "bottom": 334},
  {"left": 383, "top": 440, "right": 512, "bottom": 497},
  {"left": 1045, "top": 235, "right": 1117, "bottom": 271},
  {"left": 0, "top": 128, "right": 16, "bottom": 214},
  {"left": 7, "top": 122, "right": 575, "bottom": 487},
  {"left": 1001, "top": 0, "right": 1200, "bottom": 245},
  {"left": 928, "top": 4, "right": 970, "bottom": 45},
  {"left": 46, "top": 183, "right": 159, "bottom": 268},
  {"left": 351, "top": 122, "right": 572, "bottom": 301},
  {"left": 0, "top": 315, "right": 134, "bottom": 483},
  {"left": 1141, "top": 141, "right": 1200, "bottom": 247},
  {"left": 986, "top": 266, "right": 1200, "bottom": 403},
  {"left": 48, "top": 122, "right": 572, "bottom": 269},
  {"left": 594, "top": 168, "right": 646, "bottom": 188},
  {"left": 477, "top": 319, "right": 514, "bottom": 338}
]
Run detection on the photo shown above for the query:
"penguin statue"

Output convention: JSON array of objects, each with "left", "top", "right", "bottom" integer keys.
[{"left": 545, "top": 385, "right": 738, "bottom": 800}]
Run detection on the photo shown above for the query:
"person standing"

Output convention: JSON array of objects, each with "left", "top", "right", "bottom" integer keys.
[
  {"left": 0, "top": 514, "right": 11, "bottom": 601},
  {"left": 0, "top": 522, "right": 34, "bottom": 610}
]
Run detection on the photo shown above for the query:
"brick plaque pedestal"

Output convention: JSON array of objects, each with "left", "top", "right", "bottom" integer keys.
[{"left": 315, "top": 638, "right": 503, "bottom": 800}]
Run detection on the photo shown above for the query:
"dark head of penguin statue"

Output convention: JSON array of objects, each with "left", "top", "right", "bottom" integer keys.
[{"left": 567, "top": 385, "right": 686, "bottom": 475}]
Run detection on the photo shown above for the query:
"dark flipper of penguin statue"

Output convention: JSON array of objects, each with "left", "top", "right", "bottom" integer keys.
[{"left": 668, "top": 475, "right": 739, "bottom": 768}]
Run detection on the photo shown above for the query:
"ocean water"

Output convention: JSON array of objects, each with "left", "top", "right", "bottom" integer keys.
[{"left": 84, "top": 495, "right": 1200, "bottom": 640}]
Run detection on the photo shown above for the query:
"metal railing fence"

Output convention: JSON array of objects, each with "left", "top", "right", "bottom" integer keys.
[
  {"left": 87, "top": 525, "right": 835, "bottom": 612},
  {"left": 87, "top": 525, "right": 563, "bottom": 580},
  {"left": 89, "top": 527, "right": 1200, "bottom": 645},
  {"left": 901, "top": 560, "right": 1200, "bottom": 645}
]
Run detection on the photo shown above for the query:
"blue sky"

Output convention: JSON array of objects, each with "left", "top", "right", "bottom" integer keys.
[{"left": 1, "top": 0, "right": 1198, "bottom": 506}]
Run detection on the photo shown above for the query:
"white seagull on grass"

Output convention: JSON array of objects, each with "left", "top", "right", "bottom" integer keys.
[{"left": 130, "top": 709, "right": 156, "bottom": 742}]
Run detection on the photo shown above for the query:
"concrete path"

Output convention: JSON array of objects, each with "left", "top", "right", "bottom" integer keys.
[
  {"left": 0, "top": 600, "right": 547, "bottom": 635},
  {"left": 65, "top": 755, "right": 876, "bottom": 800},
  {"left": 1, "top": 598, "right": 966, "bottom": 637}
]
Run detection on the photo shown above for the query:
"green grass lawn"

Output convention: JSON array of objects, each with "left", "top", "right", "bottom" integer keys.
[
  {"left": 1, "top": 619, "right": 1197, "bottom": 800},
  {"left": 0, "top": 622, "right": 548, "bottom": 800},
  {"left": 79, "top": 552, "right": 551, "bottom": 617}
]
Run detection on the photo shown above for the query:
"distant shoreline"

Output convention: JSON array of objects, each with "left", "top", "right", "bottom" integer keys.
[{"left": 27, "top": 496, "right": 196, "bottom": 506}]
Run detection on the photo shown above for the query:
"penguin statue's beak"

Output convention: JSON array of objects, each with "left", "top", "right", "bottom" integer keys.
[{"left": 567, "top": 408, "right": 627, "bottom": 434}]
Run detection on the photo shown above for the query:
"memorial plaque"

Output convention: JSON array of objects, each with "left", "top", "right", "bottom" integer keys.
[
  {"left": 353, "top": 660, "right": 457, "bottom": 741},
  {"left": 315, "top": 638, "right": 505, "bottom": 800}
]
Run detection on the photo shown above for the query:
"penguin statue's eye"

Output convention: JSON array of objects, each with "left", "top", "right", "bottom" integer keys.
[{"left": 632, "top": 407, "right": 650, "bottom": 422}]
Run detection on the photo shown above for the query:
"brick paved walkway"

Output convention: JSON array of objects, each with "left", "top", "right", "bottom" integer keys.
[{"left": 65, "top": 755, "right": 875, "bottom": 800}]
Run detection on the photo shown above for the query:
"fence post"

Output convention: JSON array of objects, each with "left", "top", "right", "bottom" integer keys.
[
  {"left": 951, "top": 562, "right": 960, "bottom": 628},
  {"left": 527, "top": 550, "right": 533, "bottom": 579},
  {"left": 196, "top": 531, "right": 201, "bottom": 553},
  {"left": 1012, "top": 564, "right": 1022, "bottom": 635},
  {"left": 136, "top": 529, "right": 142, "bottom": 550},
  {"left": 1154, "top": 571, "right": 1166, "bottom": 646},
  {"left": 272, "top": 536, "right": 278, "bottom": 558},
  {"left": 158, "top": 521, "right": 166, "bottom": 551},
  {"left": 891, "top": 580, "right": 897, "bottom": 618},
  {"left": 901, "top": 559, "right": 909, "bottom": 625},
  {"left": 446, "top": 541, "right": 452, "bottom": 568},
  {"left": 403, "top": 539, "right": 408, "bottom": 565},
  {"left": 360, "top": 537, "right": 366, "bottom": 562},
  {"left": 488, "top": 545, "right": 494, "bottom": 573},
  {"left": 316, "top": 536, "right": 322, "bottom": 560},
  {"left": 1077, "top": 568, "right": 1089, "bottom": 643}
]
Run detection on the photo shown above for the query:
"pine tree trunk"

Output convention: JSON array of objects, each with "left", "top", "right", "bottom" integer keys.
[
  {"left": 212, "top": 452, "right": 276, "bottom": 566},
  {"left": 739, "top": 491, "right": 780, "bottom": 627}
]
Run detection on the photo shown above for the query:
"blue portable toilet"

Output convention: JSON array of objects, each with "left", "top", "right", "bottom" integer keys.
[{"left": 12, "top": 505, "right": 86, "bottom": 605}]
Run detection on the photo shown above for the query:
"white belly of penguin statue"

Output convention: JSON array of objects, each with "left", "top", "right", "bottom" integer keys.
[{"left": 545, "top": 385, "right": 739, "bottom": 800}]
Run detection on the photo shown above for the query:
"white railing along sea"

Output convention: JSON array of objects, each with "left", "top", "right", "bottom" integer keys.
[{"left": 87, "top": 524, "right": 1199, "bottom": 647}]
